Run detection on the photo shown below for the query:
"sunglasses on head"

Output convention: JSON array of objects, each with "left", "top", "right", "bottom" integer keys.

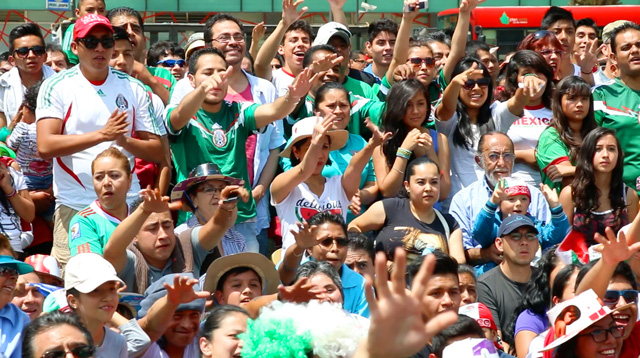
[
  {"left": 41, "top": 344, "right": 96, "bottom": 358},
  {"left": 462, "top": 78, "right": 491, "bottom": 90},
  {"left": 13, "top": 46, "right": 45, "bottom": 58},
  {"left": 77, "top": 36, "right": 115, "bottom": 50},
  {"left": 319, "top": 237, "right": 350, "bottom": 249},
  {"left": 0, "top": 266, "right": 18, "bottom": 278},
  {"left": 157, "top": 59, "right": 186, "bottom": 68},
  {"left": 408, "top": 57, "right": 436, "bottom": 67},
  {"left": 603, "top": 290, "right": 639, "bottom": 305},
  {"left": 533, "top": 30, "right": 552, "bottom": 40}
]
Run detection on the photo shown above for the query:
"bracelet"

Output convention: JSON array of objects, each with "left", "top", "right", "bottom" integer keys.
[
  {"left": 392, "top": 167, "right": 405, "bottom": 175},
  {"left": 293, "top": 247, "right": 305, "bottom": 257},
  {"left": 396, "top": 148, "right": 412, "bottom": 160},
  {"left": 5, "top": 189, "right": 16, "bottom": 198},
  {"left": 523, "top": 73, "right": 539, "bottom": 78}
]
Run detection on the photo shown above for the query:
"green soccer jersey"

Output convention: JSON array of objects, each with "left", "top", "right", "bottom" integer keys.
[
  {"left": 167, "top": 101, "right": 258, "bottom": 223},
  {"left": 536, "top": 127, "right": 573, "bottom": 194},
  {"left": 147, "top": 66, "right": 177, "bottom": 94},
  {"left": 68, "top": 201, "right": 124, "bottom": 256},
  {"left": 62, "top": 23, "right": 79, "bottom": 65},
  {"left": 593, "top": 78, "right": 640, "bottom": 193},
  {"left": 343, "top": 76, "right": 380, "bottom": 101}
]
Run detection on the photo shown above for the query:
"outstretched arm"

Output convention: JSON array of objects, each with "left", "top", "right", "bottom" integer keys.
[
  {"left": 442, "top": 0, "right": 486, "bottom": 83},
  {"left": 328, "top": 0, "right": 348, "bottom": 26},
  {"left": 385, "top": 1, "right": 423, "bottom": 86},
  {"left": 254, "top": 0, "right": 308, "bottom": 80}
]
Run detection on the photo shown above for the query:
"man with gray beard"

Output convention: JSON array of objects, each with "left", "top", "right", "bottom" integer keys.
[{"left": 449, "top": 132, "right": 550, "bottom": 275}]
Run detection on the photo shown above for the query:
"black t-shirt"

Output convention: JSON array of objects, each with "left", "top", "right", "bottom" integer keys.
[
  {"left": 477, "top": 266, "right": 528, "bottom": 338},
  {"left": 410, "top": 344, "right": 433, "bottom": 358},
  {"left": 375, "top": 198, "right": 460, "bottom": 260}
]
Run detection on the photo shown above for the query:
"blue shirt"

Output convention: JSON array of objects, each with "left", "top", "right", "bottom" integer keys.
[
  {"left": 362, "top": 64, "right": 381, "bottom": 84},
  {"left": 449, "top": 177, "right": 551, "bottom": 275},
  {"left": 0, "top": 303, "right": 30, "bottom": 358}
]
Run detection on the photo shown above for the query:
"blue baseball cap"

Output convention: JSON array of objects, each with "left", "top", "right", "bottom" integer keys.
[
  {"left": 0, "top": 255, "right": 34, "bottom": 275},
  {"left": 498, "top": 214, "right": 538, "bottom": 237}
]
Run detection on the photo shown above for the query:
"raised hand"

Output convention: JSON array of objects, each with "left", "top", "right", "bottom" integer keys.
[
  {"left": 278, "top": 277, "right": 323, "bottom": 303},
  {"left": 364, "top": 248, "right": 457, "bottom": 358},
  {"left": 200, "top": 66, "right": 233, "bottom": 94},
  {"left": 593, "top": 227, "right": 640, "bottom": 266},
  {"left": 403, "top": 0, "right": 424, "bottom": 20},
  {"left": 139, "top": 186, "right": 172, "bottom": 213},
  {"left": 327, "top": 0, "right": 348, "bottom": 9},
  {"left": 393, "top": 64, "right": 417, "bottom": 82},
  {"left": 518, "top": 73, "right": 546, "bottom": 102},
  {"left": 400, "top": 128, "right": 422, "bottom": 152},
  {"left": 218, "top": 185, "right": 250, "bottom": 211},
  {"left": 311, "top": 115, "right": 334, "bottom": 145},
  {"left": 451, "top": 62, "right": 484, "bottom": 87},
  {"left": 288, "top": 67, "right": 317, "bottom": 99},
  {"left": 251, "top": 22, "right": 266, "bottom": 44},
  {"left": 460, "top": 0, "right": 486, "bottom": 13},
  {"left": 283, "top": 0, "right": 308, "bottom": 27},
  {"left": 539, "top": 183, "right": 560, "bottom": 208},
  {"left": 309, "top": 53, "right": 344, "bottom": 74},
  {"left": 100, "top": 109, "right": 129, "bottom": 141},
  {"left": 365, "top": 118, "right": 393, "bottom": 148},
  {"left": 164, "top": 275, "right": 211, "bottom": 306},
  {"left": 490, "top": 178, "right": 508, "bottom": 205},
  {"left": 290, "top": 221, "right": 319, "bottom": 249},
  {"left": 574, "top": 40, "right": 600, "bottom": 74}
]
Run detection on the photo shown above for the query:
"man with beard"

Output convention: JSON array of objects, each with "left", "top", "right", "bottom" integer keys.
[{"left": 449, "top": 132, "right": 550, "bottom": 274}]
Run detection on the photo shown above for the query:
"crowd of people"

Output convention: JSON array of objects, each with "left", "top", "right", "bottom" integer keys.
[{"left": 1, "top": 0, "right": 640, "bottom": 357}]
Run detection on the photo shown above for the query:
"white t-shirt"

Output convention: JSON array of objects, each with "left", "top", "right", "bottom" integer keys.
[
  {"left": 505, "top": 104, "right": 553, "bottom": 186},
  {"left": 436, "top": 101, "right": 519, "bottom": 201},
  {"left": 271, "top": 67, "right": 296, "bottom": 97},
  {"left": 96, "top": 326, "right": 127, "bottom": 358},
  {"left": 1, "top": 166, "right": 32, "bottom": 252},
  {"left": 272, "top": 175, "right": 350, "bottom": 252},
  {"left": 36, "top": 66, "right": 161, "bottom": 210},
  {"left": 140, "top": 340, "right": 199, "bottom": 358}
]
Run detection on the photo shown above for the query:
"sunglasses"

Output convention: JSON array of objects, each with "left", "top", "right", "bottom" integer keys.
[
  {"left": 77, "top": 37, "right": 115, "bottom": 50},
  {"left": 484, "top": 151, "right": 516, "bottom": 163},
  {"left": 0, "top": 266, "right": 18, "bottom": 278},
  {"left": 157, "top": 59, "right": 186, "bottom": 68},
  {"left": 408, "top": 57, "right": 436, "bottom": 67},
  {"left": 13, "top": 46, "right": 45, "bottom": 58},
  {"left": 41, "top": 345, "right": 96, "bottom": 358},
  {"left": 603, "top": 290, "right": 639, "bottom": 305},
  {"left": 319, "top": 237, "right": 350, "bottom": 249},
  {"left": 508, "top": 232, "right": 538, "bottom": 241},
  {"left": 533, "top": 30, "right": 552, "bottom": 40},
  {"left": 462, "top": 78, "right": 491, "bottom": 90},
  {"left": 578, "top": 325, "right": 624, "bottom": 343}
]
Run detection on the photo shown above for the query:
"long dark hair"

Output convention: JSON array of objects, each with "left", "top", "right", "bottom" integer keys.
[
  {"left": 504, "top": 50, "right": 555, "bottom": 109},
  {"left": 200, "top": 305, "right": 249, "bottom": 341},
  {"left": 451, "top": 57, "right": 495, "bottom": 149},
  {"left": 572, "top": 127, "right": 626, "bottom": 217},
  {"left": 381, "top": 79, "right": 431, "bottom": 169},
  {"left": 549, "top": 76, "right": 597, "bottom": 161},
  {"left": 398, "top": 157, "right": 440, "bottom": 199}
]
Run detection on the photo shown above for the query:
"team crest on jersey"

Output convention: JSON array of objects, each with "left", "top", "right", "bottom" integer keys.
[
  {"left": 70, "top": 223, "right": 81, "bottom": 240},
  {"left": 212, "top": 128, "right": 227, "bottom": 148},
  {"left": 115, "top": 94, "right": 129, "bottom": 111}
]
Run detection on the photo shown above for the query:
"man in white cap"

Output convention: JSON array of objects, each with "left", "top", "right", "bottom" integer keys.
[{"left": 596, "top": 20, "right": 634, "bottom": 83}]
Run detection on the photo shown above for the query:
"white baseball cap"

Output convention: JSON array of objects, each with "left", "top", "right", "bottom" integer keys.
[
  {"left": 313, "top": 22, "right": 352, "bottom": 47},
  {"left": 64, "top": 253, "right": 124, "bottom": 293}
]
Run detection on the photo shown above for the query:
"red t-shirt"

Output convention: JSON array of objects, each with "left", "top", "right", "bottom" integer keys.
[{"left": 620, "top": 320, "right": 640, "bottom": 358}]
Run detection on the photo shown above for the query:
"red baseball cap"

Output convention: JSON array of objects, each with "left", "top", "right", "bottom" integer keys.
[
  {"left": 74, "top": 14, "right": 114, "bottom": 41},
  {"left": 459, "top": 302, "right": 498, "bottom": 331}
]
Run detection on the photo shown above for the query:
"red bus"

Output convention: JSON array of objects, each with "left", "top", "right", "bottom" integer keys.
[{"left": 437, "top": 6, "right": 640, "bottom": 57}]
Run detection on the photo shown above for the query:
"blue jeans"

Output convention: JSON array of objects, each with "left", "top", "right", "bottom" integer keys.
[
  {"left": 256, "top": 228, "right": 269, "bottom": 257},
  {"left": 234, "top": 221, "right": 258, "bottom": 253}
]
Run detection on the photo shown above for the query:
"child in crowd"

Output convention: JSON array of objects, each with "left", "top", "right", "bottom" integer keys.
[{"left": 472, "top": 177, "right": 569, "bottom": 252}]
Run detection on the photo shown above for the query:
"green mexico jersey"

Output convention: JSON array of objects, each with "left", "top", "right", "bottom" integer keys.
[
  {"left": 62, "top": 23, "right": 78, "bottom": 65},
  {"left": 593, "top": 78, "right": 640, "bottom": 193},
  {"left": 147, "top": 66, "right": 177, "bottom": 94},
  {"left": 536, "top": 127, "right": 573, "bottom": 194},
  {"left": 167, "top": 101, "right": 258, "bottom": 223},
  {"left": 68, "top": 201, "right": 124, "bottom": 256}
]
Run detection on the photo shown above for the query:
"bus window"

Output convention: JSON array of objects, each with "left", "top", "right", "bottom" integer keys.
[
  {"left": 496, "top": 29, "right": 527, "bottom": 57},
  {"left": 438, "top": 14, "right": 458, "bottom": 30}
]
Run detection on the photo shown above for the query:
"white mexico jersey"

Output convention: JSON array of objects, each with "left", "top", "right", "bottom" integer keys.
[{"left": 36, "top": 66, "right": 161, "bottom": 210}]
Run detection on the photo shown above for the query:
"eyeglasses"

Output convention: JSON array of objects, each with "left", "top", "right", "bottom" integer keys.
[
  {"left": 462, "top": 78, "right": 491, "bottom": 90},
  {"left": 13, "top": 46, "right": 46, "bottom": 59},
  {"left": 408, "top": 57, "right": 436, "bottom": 67},
  {"left": 157, "top": 59, "right": 186, "bottom": 68},
  {"left": 508, "top": 232, "right": 538, "bottom": 241},
  {"left": 0, "top": 266, "right": 18, "bottom": 278},
  {"left": 539, "top": 49, "right": 566, "bottom": 57},
  {"left": 533, "top": 30, "right": 552, "bottom": 40},
  {"left": 77, "top": 37, "right": 115, "bottom": 50},
  {"left": 319, "top": 237, "right": 350, "bottom": 249},
  {"left": 196, "top": 185, "right": 226, "bottom": 195},
  {"left": 41, "top": 344, "right": 96, "bottom": 358},
  {"left": 578, "top": 326, "right": 624, "bottom": 343},
  {"left": 484, "top": 151, "right": 516, "bottom": 163},
  {"left": 604, "top": 290, "right": 639, "bottom": 305},
  {"left": 212, "top": 34, "right": 245, "bottom": 44}
]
